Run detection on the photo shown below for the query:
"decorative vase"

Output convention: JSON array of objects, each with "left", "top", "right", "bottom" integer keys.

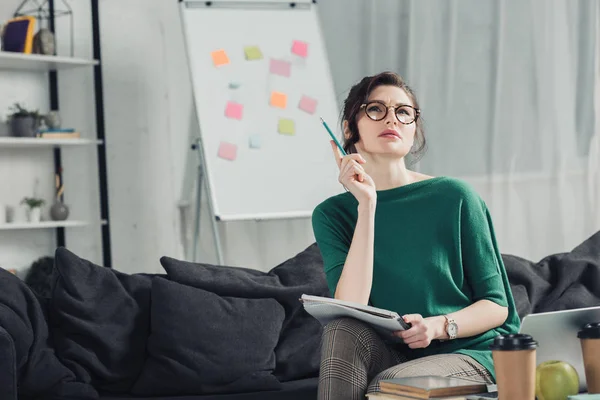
[
  {"left": 10, "top": 116, "right": 39, "bottom": 137},
  {"left": 27, "top": 207, "right": 42, "bottom": 223},
  {"left": 50, "top": 202, "right": 69, "bottom": 221},
  {"left": 44, "top": 111, "right": 61, "bottom": 129},
  {"left": 32, "top": 28, "right": 56, "bottom": 55}
]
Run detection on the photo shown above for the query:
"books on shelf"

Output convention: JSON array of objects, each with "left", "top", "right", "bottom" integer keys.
[
  {"left": 299, "top": 294, "right": 411, "bottom": 338},
  {"left": 36, "top": 130, "right": 80, "bottom": 139},
  {"left": 374, "top": 376, "right": 489, "bottom": 399}
]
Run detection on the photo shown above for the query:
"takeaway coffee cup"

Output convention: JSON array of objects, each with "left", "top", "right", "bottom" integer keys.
[
  {"left": 578, "top": 322, "right": 600, "bottom": 393},
  {"left": 490, "top": 334, "right": 538, "bottom": 400}
]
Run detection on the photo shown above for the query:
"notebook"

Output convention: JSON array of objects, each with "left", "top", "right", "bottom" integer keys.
[
  {"left": 299, "top": 294, "right": 410, "bottom": 338},
  {"left": 1, "top": 16, "right": 36, "bottom": 53},
  {"left": 379, "top": 376, "right": 488, "bottom": 399}
]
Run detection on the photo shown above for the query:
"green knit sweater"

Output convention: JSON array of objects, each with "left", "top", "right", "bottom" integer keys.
[{"left": 311, "top": 176, "right": 520, "bottom": 381}]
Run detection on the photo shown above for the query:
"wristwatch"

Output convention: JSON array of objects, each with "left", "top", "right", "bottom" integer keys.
[{"left": 444, "top": 315, "right": 458, "bottom": 340}]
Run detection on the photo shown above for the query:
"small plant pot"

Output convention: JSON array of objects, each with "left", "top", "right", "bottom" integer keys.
[
  {"left": 10, "top": 116, "right": 39, "bottom": 137},
  {"left": 27, "top": 207, "right": 42, "bottom": 223}
]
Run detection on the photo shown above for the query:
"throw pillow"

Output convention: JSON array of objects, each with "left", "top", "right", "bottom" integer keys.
[
  {"left": 131, "top": 277, "right": 284, "bottom": 396},
  {"left": 49, "top": 247, "right": 155, "bottom": 393},
  {"left": 502, "top": 230, "right": 600, "bottom": 318},
  {"left": 159, "top": 243, "right": 330, "bottom": 382}
]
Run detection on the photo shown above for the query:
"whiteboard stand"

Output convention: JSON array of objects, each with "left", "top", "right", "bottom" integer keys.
[
  {"left": 179, "top": 0, "right": 342, "bottom": 265},
  {"left": 191, "top": 138, "right": 225, "bottom": 265}
]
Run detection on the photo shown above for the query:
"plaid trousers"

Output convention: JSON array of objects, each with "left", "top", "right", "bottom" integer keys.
[{"left": 318, "top": 317, "right": 493, "bottom": 400}]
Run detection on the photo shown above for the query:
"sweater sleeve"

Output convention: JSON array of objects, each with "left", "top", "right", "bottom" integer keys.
[
  {"left": 311, "top": 206, "right": 349, "bottom": 296},
  {"left": 459, "top": 192, "right": 508, "bottom": 307}
]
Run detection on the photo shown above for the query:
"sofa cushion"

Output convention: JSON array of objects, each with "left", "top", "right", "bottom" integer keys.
[
  {"left": 131, "top": 277, "right": 284, "bottom": 396},
  {"left": 0, "top": 266, "right": 99, "bottom": 399},
  {"left": 49, "top": 247, "right": 155, "bottom": 393},
  {"left": 159, "top": 243, "right": 330, "bottom": 382},
  {"left": 502, "top": 230, "right": 600, "bottom": 319}
]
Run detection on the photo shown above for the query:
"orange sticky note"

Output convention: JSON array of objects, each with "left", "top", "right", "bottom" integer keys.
[
  {"left": 217, "top": 142, "right": 237, "bottom": 161},
  {"left": 211, "top": 49, "right": 230, "bottom": 67},
  {"left": 270, "top": 92, "right": 287, "bottom": 109}
]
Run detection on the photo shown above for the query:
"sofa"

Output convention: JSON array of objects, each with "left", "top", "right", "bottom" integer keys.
[{"left": 1, "top": 231, "right": 600, "bottom": 400}]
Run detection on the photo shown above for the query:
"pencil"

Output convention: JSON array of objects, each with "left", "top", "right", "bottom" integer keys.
[{"left": 320, "top": 117, "right": 347, "bottom": 156}]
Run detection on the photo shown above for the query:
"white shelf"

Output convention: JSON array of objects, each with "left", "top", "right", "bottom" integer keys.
[
  {"left": 0, "top": 52, "right": 98, "bottom": 72},
  {"left": 0, "top": 220, "right": 108, "bottom": 231},
  {"left": 0, "top": 137, "right": 103, "bottom": 148}
]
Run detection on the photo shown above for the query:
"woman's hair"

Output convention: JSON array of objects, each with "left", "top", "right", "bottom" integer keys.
[{"left": 341, "top": 71, "right": 427, "bottom": 164}]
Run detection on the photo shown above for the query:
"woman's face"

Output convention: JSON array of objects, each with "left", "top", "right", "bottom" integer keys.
[{"left": 349, "top": 85, "right": 417, "bottom": 158}]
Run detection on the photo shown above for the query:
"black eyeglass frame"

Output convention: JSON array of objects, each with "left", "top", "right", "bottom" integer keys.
[{"left": 360, "top": 100, "right": 420, "bottom": 125}]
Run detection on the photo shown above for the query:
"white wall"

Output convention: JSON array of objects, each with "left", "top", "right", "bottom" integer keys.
[{"left": 1, "top": 0, "right": 597, "bottom": 276}]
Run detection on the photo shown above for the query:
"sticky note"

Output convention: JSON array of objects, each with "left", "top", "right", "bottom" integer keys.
[
  {"left": 249, "top": 135, "right": 261, "bottom": 149},
  {"left": 270, "top": 59, "right": 291, "bottom": 77},
  {"left": 278, "top": 119, "right": 295, "bottom": 135},
  {"left": 225, "top": 101, "right": 243, "bottom": 120},
  {"left": 298, "top": 95, "right": 317, "bottom": 114},
  {"left": 211, "top": 49, "right": 229, "bottom": 67},
  {"left": 270, "top": 91, "right": 287, "bottom": 109},
  {"left": 291, "top": 40, "right": 308, "bottom": 58},
  {"left": 244, "top": 46, "right": 263, "bottom": 61},
  {"left": 217, "top": 142, "right": 237, "bottom": 161}
]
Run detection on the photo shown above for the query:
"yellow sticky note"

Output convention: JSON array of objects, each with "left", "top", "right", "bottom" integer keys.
[
  {"left": 270, "top": 91, "right": 287, "bottom": 109},
  {"left": 278, "top": 119, "right": 295, "bottom": 135},
  {"left": 211, "top": 49, "right": 230, "bottom": 67},
  {"left": 244, "top": 46, "right": 263, "bottom": 61}
]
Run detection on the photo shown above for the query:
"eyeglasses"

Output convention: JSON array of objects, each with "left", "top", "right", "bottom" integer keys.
[{"left": 360, "top": 101, "right": 420, "bottom": 125}]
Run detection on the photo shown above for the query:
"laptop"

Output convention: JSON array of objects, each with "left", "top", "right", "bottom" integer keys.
[{"left": 519, "top": 305, "right": 600, "bottom": 393}]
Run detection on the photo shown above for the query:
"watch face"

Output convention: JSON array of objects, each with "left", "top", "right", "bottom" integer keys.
[{"left": 448, "top": 323, "right": 458, "bottom": 336}]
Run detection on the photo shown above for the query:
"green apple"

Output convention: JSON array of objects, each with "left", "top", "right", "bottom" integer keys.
[{"left": 536, "top": 360, "right": 579, "bottom": 400}]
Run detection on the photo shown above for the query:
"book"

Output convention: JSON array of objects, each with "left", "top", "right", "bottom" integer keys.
[
  {"left": 379, "top": 376, "right": 488, "bottom": 399},
  {"left": 299, "top": 294, "right": 410, "bottom": 337},
  {"left": 36, "top": 132, "right": 80, "bottom": 139},
  {"left": 367, "top": 392, "right": 470, "bottom": 399}
]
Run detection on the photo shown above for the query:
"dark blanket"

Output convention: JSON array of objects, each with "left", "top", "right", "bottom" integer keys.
[
  {"left": 0, "top": 268, "right": 98, "bottom": 400},
  {"left": 503, "top": 230, "right": 600, "bottom": 319}
]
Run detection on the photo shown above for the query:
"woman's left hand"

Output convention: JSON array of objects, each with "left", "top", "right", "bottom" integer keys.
[{"left": 392, "top": 314, "right": 443, "bottom": 349}]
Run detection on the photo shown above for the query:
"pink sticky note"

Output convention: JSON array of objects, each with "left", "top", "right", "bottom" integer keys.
[
  {"left": 225, "top": 101, "right": 243, "bottom": 120},
  {"left": 291, "top": 40, "right": 308, "bottom": 58},
  {"left": 298, "top": 95, "right": 317, "bottom": 114},
  {"left": 217, "top": 142, "right": 237, "bottom": 161},
  {"left": 270, "top": 59, "right": 291, "bottom": 77}
]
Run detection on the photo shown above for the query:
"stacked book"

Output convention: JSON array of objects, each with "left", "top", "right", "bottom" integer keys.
[
  {"left": 36, "top": 128, "right": 80, "bottom": 139},
  {"left": 366, "top": 376, "right": 497, "bottom": 400}
]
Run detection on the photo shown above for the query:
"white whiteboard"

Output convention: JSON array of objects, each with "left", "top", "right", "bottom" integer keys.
[{"left": 180, "top": 0, "right": 343, "bottom": 221}]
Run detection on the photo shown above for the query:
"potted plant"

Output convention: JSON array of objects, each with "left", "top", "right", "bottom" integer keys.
[
  {"left": 21, "top": 197, "right": 45, "bottom": 223},
  {"left": 7, "top": 103, "right": 41, "bottom": 137}
]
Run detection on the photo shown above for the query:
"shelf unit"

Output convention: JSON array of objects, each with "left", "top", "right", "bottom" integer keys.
[
  {"left": 0, "top": 220, "right": 108, "bottom": 231},
  {"left": 0, "top": 137, "right": 103, "bottom": 147},
  {"left": 0, "top": 0, "right": 112, "bottom": 267},
  {"left": 0, "top": 51, "right": 99, "bottom": 71}
]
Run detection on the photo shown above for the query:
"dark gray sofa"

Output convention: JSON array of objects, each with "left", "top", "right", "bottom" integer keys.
[{"left": 1, "top": 231, "right": 600, "bottom": 399}]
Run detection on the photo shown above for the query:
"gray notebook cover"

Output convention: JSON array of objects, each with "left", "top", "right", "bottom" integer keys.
[{"left": 300, "top": 294, "right": 410, "bottom": 336}]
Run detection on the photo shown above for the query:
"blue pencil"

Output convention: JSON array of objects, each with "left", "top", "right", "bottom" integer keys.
[{"left": 320, "top": 117, "right": 347, "bottom": 156}]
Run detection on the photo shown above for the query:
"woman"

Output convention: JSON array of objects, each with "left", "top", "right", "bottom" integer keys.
[{"left": 312, "top": 71, "right": 520, "bottom": 399}]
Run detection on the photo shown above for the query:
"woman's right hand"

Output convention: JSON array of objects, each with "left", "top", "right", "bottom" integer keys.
[{"left": 331, "top": 140, "right": 377, "bottom": 205}]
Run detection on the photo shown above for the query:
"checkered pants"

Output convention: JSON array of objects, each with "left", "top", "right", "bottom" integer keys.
[{"left": 318, "top": 317, "right": 493, "bottom": 400}]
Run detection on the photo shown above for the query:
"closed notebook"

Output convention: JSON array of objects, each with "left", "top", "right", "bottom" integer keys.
[
  {"left": 367, "top": 392, "right": 470, "bottom": 399},
  {"left": 379, "top": 376, "right": 488, "bottom": 399}
]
